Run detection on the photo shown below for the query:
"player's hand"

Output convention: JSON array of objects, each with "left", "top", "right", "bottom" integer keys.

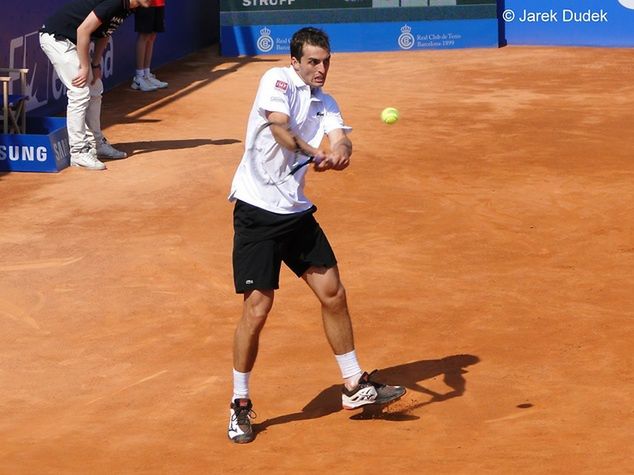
[
  {"left": 315, "top": 150, "right": 350, "bottom": 172},
  {"left": 312, "top": 150, "right": 331, "bottom": 172},
  {"left": 72, "top": 66, "right": 90, "bottom": 88},
  {"left": 329, "top": 149, "right": 351, "bottom": 170}
]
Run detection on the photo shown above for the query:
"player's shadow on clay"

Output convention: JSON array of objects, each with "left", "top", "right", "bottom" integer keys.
[
  {"left": 255, "top": 354, "right": 480, "bottom": 434},
  {"left": 106, "top": 138, "right": 240, "bottom": 158}
]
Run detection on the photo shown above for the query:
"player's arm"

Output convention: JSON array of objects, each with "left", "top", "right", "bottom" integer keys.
[
  {"left": 319, "top": 128, "right": 352, "bottom": 171},
  {"left": 265, "top": 111, "right": 327, "bottom": 162},
  {"left": 72, "top": 12, "right": 103, "bottom": 88}
]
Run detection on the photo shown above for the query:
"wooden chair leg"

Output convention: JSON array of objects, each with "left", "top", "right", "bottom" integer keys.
[
  {"left": 20, "top": 71, "right": 27, "bottom": 134},
  {"left": 1, "top": 69, "right": 29, "bottom": 134},
  {"left": 2, "top": 80, "right": 8, "bottom": 134}
]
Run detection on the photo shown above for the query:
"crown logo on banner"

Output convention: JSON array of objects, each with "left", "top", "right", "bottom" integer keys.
[
  {"left": 257, "top": 26, "right": 274, "bottom": 53},
  {"left": 398, "top": 24, "right": 415, "bottom": 50}
]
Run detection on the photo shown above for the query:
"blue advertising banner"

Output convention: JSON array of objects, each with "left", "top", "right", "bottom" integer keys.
[
  {"left": 220, "top": 3, "right": 499, "bottom": 56},
  {"left": 0, "top": 0, "right": 218, "bottom": 116},
  {"left": 501, "top": 0, "right": 634, "bottom": 46},
  {"left": 221, "top": 20, "right": 498, "bottom": 56}
]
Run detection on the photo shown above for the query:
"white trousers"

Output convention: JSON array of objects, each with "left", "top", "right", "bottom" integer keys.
[{"left": 39, "top": 32, "right": 104, "bottom": 155}]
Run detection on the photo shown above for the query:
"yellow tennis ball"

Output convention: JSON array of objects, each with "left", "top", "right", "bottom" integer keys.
[{"left": 381, "top": 107, "right": 399, "bottom": 125}]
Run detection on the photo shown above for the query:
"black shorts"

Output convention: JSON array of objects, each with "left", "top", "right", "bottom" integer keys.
[
  {"left": 232, "top": 200, "right": 337, "bottom": 294},
  {"left": 134, "top": 7, "right": 165, "bottom": 34}
]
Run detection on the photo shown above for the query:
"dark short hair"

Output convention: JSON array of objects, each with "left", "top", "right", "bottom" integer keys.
[{"left": 290, "top": 27, "right": 331, "bottom": 61}]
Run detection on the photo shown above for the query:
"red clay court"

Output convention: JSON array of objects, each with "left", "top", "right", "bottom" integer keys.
[{"left": 1, "top": 45, "right": 633, "bottom": 473}]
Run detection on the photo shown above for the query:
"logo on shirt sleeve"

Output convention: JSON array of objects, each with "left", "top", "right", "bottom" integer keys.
[{"left": 275, "top": 80, "right": 288, "bottom": 92}]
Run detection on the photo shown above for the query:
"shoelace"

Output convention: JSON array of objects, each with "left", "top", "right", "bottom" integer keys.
[
  {"left": 233, "top": 406, "right": 257, "bottom": 425},
  {"left": 360, "top": 370, "right": 386, "bottom": 390}
]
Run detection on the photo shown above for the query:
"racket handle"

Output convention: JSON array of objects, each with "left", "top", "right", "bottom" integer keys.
[{"left": 289, "top": 157, "right": 314, "bottom": 175}]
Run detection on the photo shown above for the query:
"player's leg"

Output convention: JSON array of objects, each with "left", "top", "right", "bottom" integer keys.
[
  {"left": 232, "top": 201, "right": 283, "bottom": 371},
  {"left": 302, "top": 265, "right": 354, "bottom": 355},
  {"left": 283, "top": 214, "right": 360, "bottom": 380},
  {"left": 303, "top": 266, "right": 406, "bottom": 408},
  {"left": 289, "top": 213, "right": 405, "bottom": 409},
  {"left": 284, "top": 216, "right": 363, "bottom": 389},
  {"left": 302, "top": 266, "right": 363, "bottom": 387},
  {"left": 233, "top": 289, "right": 274, "bottom": 374},
  {"left": 229, "top": 200, "right": 283, "bottom": 443},
  {"left": 228, "top": 289, "right": 273, "bottom": 444}
]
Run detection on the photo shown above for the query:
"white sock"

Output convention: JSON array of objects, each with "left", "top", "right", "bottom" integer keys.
[
  {"left": 135, "top": 69, "right": 145, "bottom": 79},
  {"left": 232, "top": 368, "right": 250, "bottom": 401},
  {"left": 144, "top": 68, "right": 151, "bottom": 78},
  {"left": 335, "top": 350, "right": 362, "bottom": 387}
]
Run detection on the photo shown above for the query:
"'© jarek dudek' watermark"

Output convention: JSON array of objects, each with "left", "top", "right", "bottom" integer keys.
[
  {"left": 502, "top": 7, "right": 608, "bottom": 23},
  {"left": 502, "top": 0, "right": 634, "bottom": 23}
]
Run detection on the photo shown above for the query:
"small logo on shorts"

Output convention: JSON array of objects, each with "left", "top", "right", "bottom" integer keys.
[{"left": 245, "top": 279, "right": 254, "bottom": 285}]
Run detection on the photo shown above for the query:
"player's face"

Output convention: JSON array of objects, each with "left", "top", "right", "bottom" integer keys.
[{"left": 292, "top": 44, "right": 331, "bottom": 88}]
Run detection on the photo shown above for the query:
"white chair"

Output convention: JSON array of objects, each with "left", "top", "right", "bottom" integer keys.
[{"left": 1, "top": 67, "right": 29, "bottom": 134}]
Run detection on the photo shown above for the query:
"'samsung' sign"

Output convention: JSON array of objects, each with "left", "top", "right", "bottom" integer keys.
[{"left": 0, "top": 145, "right": 49, "bottom": 162}]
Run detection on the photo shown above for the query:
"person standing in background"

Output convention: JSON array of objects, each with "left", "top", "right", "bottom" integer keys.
[
  {"left": 39, "top": 0, "right": 149, "bottom": 170},
  {"left": 132, "top": 0, "right": 168, "bottom": 92}
]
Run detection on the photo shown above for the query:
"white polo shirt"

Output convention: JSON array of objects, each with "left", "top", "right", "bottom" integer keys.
[{"left": 228, "top": 65, "right": 351, "bottom": 214}]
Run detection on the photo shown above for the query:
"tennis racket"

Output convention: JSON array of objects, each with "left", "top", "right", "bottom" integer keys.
[{"left": 250, "top": 121, "right": 315, "bottom": 185}]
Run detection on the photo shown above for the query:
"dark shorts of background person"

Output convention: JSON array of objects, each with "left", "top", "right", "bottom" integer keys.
[
  {"left": 134, "top": 6, "right": 165, "bottom": 34},
  {"left": 232, "top": 200, "right": 337, "bottom": 294}
]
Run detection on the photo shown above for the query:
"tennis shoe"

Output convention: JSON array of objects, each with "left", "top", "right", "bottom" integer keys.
[
  {"left": 131, "top": 76, "right": 158, "bottom": 92},
  {"left": 96, "top": 138, "right": 127, "bottom": 160},
  {"left": 228, "top": 398, "right": 256, "bottom": 444},
  {"left": 70, "top": 150, "right": 106, "bottom": 170},
  {"left": 147, "top": 73, "right": 168, "bottom": 89},
  {"left": 342, "top": 370, "right": 406, "bottom": 410}
]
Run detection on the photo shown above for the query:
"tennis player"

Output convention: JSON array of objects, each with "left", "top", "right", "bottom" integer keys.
[{"left": 227, "top": 27, "right": 405, "bottom": 444}]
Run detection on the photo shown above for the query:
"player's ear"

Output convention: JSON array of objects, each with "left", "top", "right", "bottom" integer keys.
[{"left": 291, "top": 56, "right": 300, "bottom": 71}]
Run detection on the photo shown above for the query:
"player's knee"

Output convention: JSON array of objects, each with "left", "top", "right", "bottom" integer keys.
[
  {"left": 321, "top": 282, "right": 347, "bottom": 311},
  {"left": 243, "top": 293, "right": 273, "bottom": 331},
  {"left": 245, "top": 306, "right": 269, "bottom": 329}
]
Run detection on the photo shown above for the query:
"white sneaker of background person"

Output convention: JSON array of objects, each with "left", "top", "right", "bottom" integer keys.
[
  {"left": 131, "top": 75, "right": 157, "bottom": 92},
  {"left": 146, "top": 72, "right": 168, "bottom": 89},
  {"left": 71, "top": 149, "right": 106, "bottom": 170},
  {"left": 96, "top": 137, "right": 127, "bottom": 160}
]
